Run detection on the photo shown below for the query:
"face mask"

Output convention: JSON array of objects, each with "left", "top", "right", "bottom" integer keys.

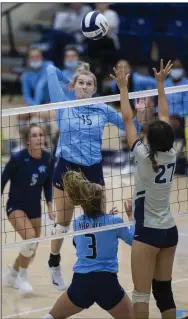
[
  {"left": 29, "top": 61, "right": 43, "bottom": 69},
  {"left": 64, "top": 61, "right": 78, "bottom": 70},
  {"left": 170, "top": 68, "right": 183, "bottom": 80}
]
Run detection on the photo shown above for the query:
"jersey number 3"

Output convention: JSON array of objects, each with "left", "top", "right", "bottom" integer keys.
[
  {"left": 85, "top": 234, "right": 97, "bottom": 259},
  {"left": 155, "top": 163, "right": 176, "bottom": 184}
]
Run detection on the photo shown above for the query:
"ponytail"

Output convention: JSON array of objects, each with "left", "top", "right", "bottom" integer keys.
[{"left": 149, "top": 150, "right": 158, "bottom": 172}]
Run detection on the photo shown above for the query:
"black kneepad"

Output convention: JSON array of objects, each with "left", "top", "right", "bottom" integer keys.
[{"left": 152, "top": 279, "right": 176, "bottom": 313}]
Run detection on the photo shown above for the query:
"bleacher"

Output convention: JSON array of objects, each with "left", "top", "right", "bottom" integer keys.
[{"left": 2, "top": 3, "right": 188, "bottom": 97}]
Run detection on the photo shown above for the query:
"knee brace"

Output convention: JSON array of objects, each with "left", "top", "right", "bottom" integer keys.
[
  {"left": 132, "top": 290, "right": 150, "bottom": 304},
  {"left": 152, "top": 279, "right": 176, "bottom": 313},
  {"left": 51, "top": 223, "right": 69, "bottom": 236},
  {"left": 20, "top": 242, "right": 37, "bottom": 258}
]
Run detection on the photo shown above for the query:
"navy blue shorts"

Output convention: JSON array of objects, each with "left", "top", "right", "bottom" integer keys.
[
  {"left": 134, "top": 225, "right": 178, "bottom": 248},
  {"left": 53, "top": 158, "right": 105, "bottom": 190},
  {"left": 67, "top": 272, "right": 124, "bottom": 310},
  {"left": 6, "top": 198, "right": 41, "bottom": 219}
]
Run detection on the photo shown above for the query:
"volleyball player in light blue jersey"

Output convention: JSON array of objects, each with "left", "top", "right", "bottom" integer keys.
[
  {"left": 42, "top": 171, "right": 134, "bottom": 319},
  {"left": 46, "top": 62, "right": 126, "bottom": 290}
]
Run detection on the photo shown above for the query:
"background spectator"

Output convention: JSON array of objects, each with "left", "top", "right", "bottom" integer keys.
[
  {"left": 16, "top": 47, "right": 57, "bottom": 153},
  {"left": 22, "top": 47, "right": 52, "bottom": 106},
  {"left": 95, "top": 3, "right": 120, "bottom": 50},
  {"left": 165, "top": 59, "right": 188, "bottom": 117},
  {"left": 111, "top": 59, "right": 156, "bottom": 95},
  {"left": 60, "top": 45, "right": 80, "bottom": 100},
  {"left": 53, "top": 3, "right": 92, "bottom": 53}
]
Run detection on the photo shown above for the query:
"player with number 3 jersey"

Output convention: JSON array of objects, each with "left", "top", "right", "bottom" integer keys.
[
  {"left": 112, "top": 60, "right": 178, "bottom": 319},
  {"left": 2, "top": 124, "right": 54, "bottom": 296},
  {"left": 41, "top": 171, "right": 134, "bottom": 319}
]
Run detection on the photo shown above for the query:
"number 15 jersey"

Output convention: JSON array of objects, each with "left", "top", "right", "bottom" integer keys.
[
  {"left": 73, "top": 215, "right": 135, "bottom": 274},
  {"left": 131, "top": 140, "right": 176, "bottom": 230}
]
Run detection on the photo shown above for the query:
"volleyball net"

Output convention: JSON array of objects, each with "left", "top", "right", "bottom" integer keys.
[{"left": 1, "top": 85, "right": 188, "bottom": 248}]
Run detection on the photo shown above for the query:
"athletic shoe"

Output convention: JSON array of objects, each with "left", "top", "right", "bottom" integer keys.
[
  {"left": 16, "top": 273, "right": 33, "bottom": 296},
  {"left": 47, "top": 264, "right": 67, "bottom": 291},
  {"left": 2, "top": 265, "right": 18, "bottom": 288}
]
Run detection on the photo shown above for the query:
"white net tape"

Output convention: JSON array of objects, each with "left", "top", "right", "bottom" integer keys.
[
  {"left": 2, "top": 212, "right": 188, "bottom": 248},
  {"left": 2, "top": 85, "right": 188, "bottom": 116}
]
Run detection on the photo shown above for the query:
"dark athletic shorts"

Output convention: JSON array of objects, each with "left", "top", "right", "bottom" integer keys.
[
  {"left": 134, "top": 224, "right": 178, "bottom": 248},
  {"left": 6, "top": 198, "right": 41, "bottom": 219},
  {"left": 53, "top": 157, "right": 105, "bottom": 190},
  {"left": 67, "top": 272, "right": 124, "bottom": 310}
]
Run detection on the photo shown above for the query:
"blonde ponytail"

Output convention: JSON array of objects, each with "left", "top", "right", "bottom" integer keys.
[{"left": 76, "top": 61, "right": 90, "bottom": 73}]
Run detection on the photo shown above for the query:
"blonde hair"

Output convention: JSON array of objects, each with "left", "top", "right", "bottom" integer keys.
[
  {"left": 63, "top": 171, "right": 103, "bottom": 217},
  {"left": 71, "top": 62, "right": 97, "bottom": 92}
]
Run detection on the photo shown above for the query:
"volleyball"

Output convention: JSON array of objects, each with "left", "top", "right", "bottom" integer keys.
[{"left": 81, "top": 11, "right": 109, "bottom": 40}]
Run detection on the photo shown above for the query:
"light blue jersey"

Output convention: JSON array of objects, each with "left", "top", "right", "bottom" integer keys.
[
  {"left": 47, "top": 65, "right": 125, "bottom": 165},
  {"left": 73, "top": 214, "right": 135, "bottom": 274},
  {"left": 22, "top": 60, "right": 54, "bottom": 106}
]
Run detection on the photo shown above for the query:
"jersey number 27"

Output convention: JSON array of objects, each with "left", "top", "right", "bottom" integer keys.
[{"left": 155, "top": 163, "right": 176, "bottom": 184}]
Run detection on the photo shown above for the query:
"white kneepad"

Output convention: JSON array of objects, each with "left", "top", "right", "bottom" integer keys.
[
  {"left": 132, "top": 289, "right": 150, "bottom": 304},
  {"left": 51, "top": 224, "right": 69, "bottom": 235},
  {"left": 20, "top": 242, "right": 37, "bottom": 258}
]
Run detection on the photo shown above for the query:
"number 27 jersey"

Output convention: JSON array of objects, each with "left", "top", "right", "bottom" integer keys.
[
  {"left": 73, "top": 215, "right": 135, "bottom": 274},
  {"left": 131, "top": 140, "right": 176, "bottom": 230}
]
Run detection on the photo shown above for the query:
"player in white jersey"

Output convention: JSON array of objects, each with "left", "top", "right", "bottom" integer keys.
[{"left": 111, "top": 60, "right": 178, "bottom": 319}]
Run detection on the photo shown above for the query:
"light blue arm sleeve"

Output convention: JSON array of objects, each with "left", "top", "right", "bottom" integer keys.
[
  {"left": 54, "top": 67, "right": 70, "bottom": 85},
  {"left": 47, "top": 65, "right": 67, "bottom": 103},
  {"left": 34, "top": 76, "right": 48, "bottom": 105},
  {"left": 105, "top": 105, "right": 125, "bottom": 131},
  {"left": 21, "top": 73, "right": 36, "bottom": 106},
  {"left": 115, "top": 216, "right": 135, "bottom": 246}
]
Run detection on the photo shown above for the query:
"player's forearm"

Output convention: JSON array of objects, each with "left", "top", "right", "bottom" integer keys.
[
  {"left": 120, "top": 88, "right": 133, "bottom": 122},
  {"left": 157, "top": 81, "right": 170, "bottom": 120},
  {"left": 47, "top": 65, "right": 66, "bottom": 103}
]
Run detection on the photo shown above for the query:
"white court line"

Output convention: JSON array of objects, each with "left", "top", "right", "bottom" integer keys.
[{"left": 3, "top": 278, "right": 188, "bottom": 318}]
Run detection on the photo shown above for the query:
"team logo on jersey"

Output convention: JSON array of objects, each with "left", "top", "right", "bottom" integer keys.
[
  {"left": 24, "top": 158, "right": 30, "bottom": 162},
  {"left": 38, "top": 165, "right": 46, "bottom": 173}
]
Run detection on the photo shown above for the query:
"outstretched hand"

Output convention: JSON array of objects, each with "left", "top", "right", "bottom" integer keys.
[
  {"left": 124, "top": 200, "right": 132, "bottom": 220},
  {"left": 153, "top": 59, "right": 173, "bottom": 82},
  {"left": 110, "top": 67, "right": 129, "bottom": 90}
]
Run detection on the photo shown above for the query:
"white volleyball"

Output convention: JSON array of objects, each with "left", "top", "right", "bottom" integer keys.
[{"left": 81, "top": 11, "right": 109, "bottom": 40}]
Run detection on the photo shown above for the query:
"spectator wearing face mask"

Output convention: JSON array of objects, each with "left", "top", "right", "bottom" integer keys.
[
  {"left": 165, "top": 59, "right": 188, "bottom": 175},
  {"left": 165, "top": 59, "right": 188, "bottom": 117},
  {"left": 22, "top": 47, "right": 53, "bottom": 106},
  {"left": 14, "top": 48, "right": 57, "bottom": 153},
  {"left": 60, "top": 46, "right": 80, "bottom": 100}
]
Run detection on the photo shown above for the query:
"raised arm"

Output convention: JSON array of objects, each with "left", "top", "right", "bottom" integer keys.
[
  {"left": 22, "top": 73, "right": 36, "bottom": 106},
  {"left": 106, "top": 105, "right": 125, "bottom": 130},
  {"left": 47, "top": 65, "right": 67, "bottom": 103},
  {"left": 153, "top": 59, "right": 173, "bottom": 124},
  {"left": 110, "top": 67, "right": 139, "bottom": 149}
]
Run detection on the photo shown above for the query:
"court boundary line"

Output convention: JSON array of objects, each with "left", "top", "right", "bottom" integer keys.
[{"left": 3, "top": 278, "right": 188, "bottom": 318}]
